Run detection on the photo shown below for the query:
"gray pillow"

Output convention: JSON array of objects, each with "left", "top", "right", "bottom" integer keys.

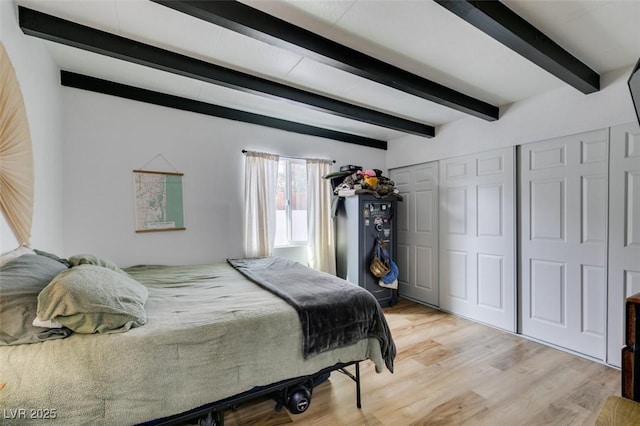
[
  {"left": 37, "top": 264, "right": 148, "bottom": 334},
  {"left": 68, "top": 254, "right": 127, "bottom": 275},
  {"left": 0, "top": 254, "right": 72, "bottom": 345},
  {"left": 33, "top": 248, "right": 71, "bottom": 268}
]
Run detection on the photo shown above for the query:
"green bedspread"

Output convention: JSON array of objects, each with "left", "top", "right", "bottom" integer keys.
[{"left": 0, "top": 263, "right": 384, "bottom": 425}]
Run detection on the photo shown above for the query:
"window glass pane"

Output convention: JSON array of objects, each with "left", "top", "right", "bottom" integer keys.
[
  {"left": 274, "top": 161, "right": 286, "bottom": 245},
  {"left": 290, "top": 162, "right": 307, "bottom": 241}
]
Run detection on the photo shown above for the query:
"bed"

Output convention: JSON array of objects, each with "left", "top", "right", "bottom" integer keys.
[{"left": 0, "top": 251, "right": 395, "bottom": 425}]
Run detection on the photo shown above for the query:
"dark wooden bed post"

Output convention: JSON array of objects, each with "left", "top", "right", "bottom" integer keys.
[
  {"left": 622, "top": 293, "right": 640, "bottom": 401},
  {"left": 635, "top": 299, "right": 640, "bottom": 401}
]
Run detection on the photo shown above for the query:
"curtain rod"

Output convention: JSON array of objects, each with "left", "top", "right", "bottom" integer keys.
[{"left": 241, "top": 149, "right": 335, "bottom": 164}]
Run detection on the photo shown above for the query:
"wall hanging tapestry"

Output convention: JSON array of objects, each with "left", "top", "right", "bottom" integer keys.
[
  {"left": 133, "top": 169, "right": 185, "bottom": 233},
  {"left": 0, "top": 42, "right": 34, "bottom": 245}
]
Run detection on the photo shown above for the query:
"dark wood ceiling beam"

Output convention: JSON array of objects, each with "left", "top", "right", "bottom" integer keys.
[
  {"left": 435, "top": 0, "right": 600, "bottom": 94},
  {"left": 18, "top": 6, "right": 433, "bottom": 138},
  {"left": 152, "top": 0, "right": 499, "bottom": 122},
  {"left": 60, "top": 71, "right": 387, "bottom": 149}
]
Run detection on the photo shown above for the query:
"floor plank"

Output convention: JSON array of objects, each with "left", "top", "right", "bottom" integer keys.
[{"left": 186, "top": 298, "right": 620, "bottom": 425}]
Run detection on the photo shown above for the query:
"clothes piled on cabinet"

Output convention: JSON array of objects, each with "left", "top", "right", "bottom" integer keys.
[{"left": 324, "top": 167, "right": 402, "bottom": 200}]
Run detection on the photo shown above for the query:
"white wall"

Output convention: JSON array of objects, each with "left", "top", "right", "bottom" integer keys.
[
  {"left": 61, "top": 88, "right": 386, "bottom": 267},
  {"left": 0, "top": 1, "right": 64, "bottom": 254},
  {"left": 6, "top": 0, "right": 635, "bottom": 266},
  {"left": 387, "top": 66, "right": 638, "bottom": 168}
]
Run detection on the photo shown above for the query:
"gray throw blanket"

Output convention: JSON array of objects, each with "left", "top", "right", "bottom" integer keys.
[{"left": 227, "top": 257, "right": 396, "bottom": 373}]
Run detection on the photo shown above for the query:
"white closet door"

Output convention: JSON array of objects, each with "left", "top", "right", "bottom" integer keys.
[
  {"left": 520, "top": 129, "right": 608, "bottom": 360},
  {"left": 607, "top": 122, "right": 640, "bottom": 367},
  {"left": 390, "top": 162, "right": 439, "bottom": 306},
  {"left": 439, "top": 147, "right": 516, "bottom": 331}
]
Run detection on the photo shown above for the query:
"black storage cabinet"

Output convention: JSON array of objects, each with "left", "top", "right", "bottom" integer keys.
[{"left": 336, "top": 194, "right": 398, "bottom": 307}]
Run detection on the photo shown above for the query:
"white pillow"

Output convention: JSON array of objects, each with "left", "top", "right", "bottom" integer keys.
[{"left": 0, "top": 245, "right": 34, "bottom": 268}]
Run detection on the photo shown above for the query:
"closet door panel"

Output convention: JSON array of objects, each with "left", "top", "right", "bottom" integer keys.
[
  {"left": 626, "top": 171, "right": 640, "bottom": 247},
  {"left": 390, "top": 162, "right": 439, "bottom": 306},
  {"left": 608, "top": 123, "right": 640, "bottom": 367},
  {"left": 477, "top": 253, "right": 504, "bottom": 310},
  {"left": 529, "top": 259, "right": 566, "bottom": 325},
  {"left": 439, "top": 147, "right": 516, "bottom": 331},
  {"left": 520, "top": 129, "right": 608, "bottom": 360}
]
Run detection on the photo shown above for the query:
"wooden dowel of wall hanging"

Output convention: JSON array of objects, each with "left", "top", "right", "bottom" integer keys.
[{"left": 133, "top": 169, "right": 183, "bottom": 176}]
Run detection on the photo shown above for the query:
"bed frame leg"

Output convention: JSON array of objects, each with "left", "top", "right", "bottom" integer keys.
[{"left": 356, "top": 362, "right": 361, "bottom": 409}]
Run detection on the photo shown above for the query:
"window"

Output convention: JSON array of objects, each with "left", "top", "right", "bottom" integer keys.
[{"left": 275, "top": 159, "right": 307, "bottom": 246}]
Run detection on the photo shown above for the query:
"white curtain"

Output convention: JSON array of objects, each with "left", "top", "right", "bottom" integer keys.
[
  {"left": 243, "top": 151, "right": 279, "bottom": 257},
  {"left": 306, "top": 159, "right": 336, "bottom": 274}
]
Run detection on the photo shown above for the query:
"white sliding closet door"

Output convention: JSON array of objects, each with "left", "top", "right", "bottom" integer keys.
[
  {"left": 520, "top": 129, "right": 608, "bottom": 360},
  {"left": 390, "top": 163, "right": 439, "bottom": 306},
  {"left": 439, "top": 148, "right": 516, "bottom": 332},
  {"left": 607, "top": 122, "right": 640, "bottom": 367}
]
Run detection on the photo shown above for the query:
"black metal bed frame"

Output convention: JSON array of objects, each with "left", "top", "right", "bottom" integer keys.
[{"left": 137, "top": 361, "right": 362, "bottom": 426}]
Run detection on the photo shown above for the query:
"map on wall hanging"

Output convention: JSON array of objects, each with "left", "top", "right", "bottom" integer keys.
[{"left": 133, "top": 170, "right": 185, "bottom": 232}]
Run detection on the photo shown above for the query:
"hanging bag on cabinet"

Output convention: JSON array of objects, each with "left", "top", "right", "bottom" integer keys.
[
  {"left": 369, "top": 238, "right": 390, "bottom": 278},
  {"left": 377, "top": 240, "right": 399, "bottom": 289}
]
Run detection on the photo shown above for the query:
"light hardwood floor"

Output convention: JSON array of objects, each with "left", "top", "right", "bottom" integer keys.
[{"left": 207, "top": 298, "right": 621, "bottom": 425}]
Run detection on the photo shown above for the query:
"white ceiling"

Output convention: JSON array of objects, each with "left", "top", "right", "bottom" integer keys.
[{"left": 14, "top": 0, "right": 640, "bottom": 144}]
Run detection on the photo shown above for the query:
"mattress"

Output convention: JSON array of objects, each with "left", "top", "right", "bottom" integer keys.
[{"left": 0, "top": 263, "right": 384, "bottom": 425}]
